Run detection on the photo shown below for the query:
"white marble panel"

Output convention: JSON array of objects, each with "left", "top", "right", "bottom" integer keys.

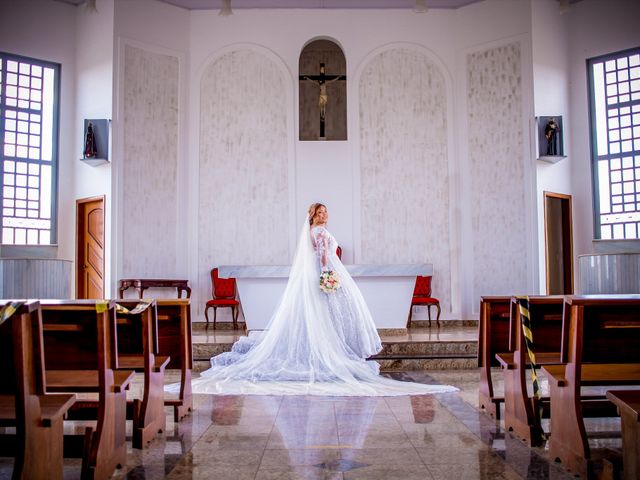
[
  {"left": 198, "top": 49, "right": 289, "bottom": 312},
  {"left": 219, "top": 264, "right": 432, "bottom": 278},
  {"left": 122, "top": 45, "right": 179, "bottom": 277},
  {"left": 467, "top": 42, "right": 527, "bottom": 298},
  {"left": 359, "top": 48, "right": 450, "bottom": 311}
]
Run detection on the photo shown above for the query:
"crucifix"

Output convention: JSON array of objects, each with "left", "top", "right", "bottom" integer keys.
[{"left": 299, "top": 63, "right": 346, "bottom": 139}]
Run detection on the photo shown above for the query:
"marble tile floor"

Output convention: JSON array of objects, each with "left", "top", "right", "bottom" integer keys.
[{"left": 1, "top": 368, "right": 625, "bottom": 479}]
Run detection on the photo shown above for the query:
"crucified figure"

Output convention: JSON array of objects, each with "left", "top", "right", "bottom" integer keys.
[{"left": 304, "top": 64, "right": 344, "bottom": 121}]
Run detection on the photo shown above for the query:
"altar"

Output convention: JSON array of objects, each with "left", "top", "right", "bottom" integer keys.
[{"left": 218, "top": 264, "right": 432, "bottom": 330}]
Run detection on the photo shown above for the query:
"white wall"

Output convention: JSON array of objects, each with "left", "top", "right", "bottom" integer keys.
[
  {"left": 568, "top": 0, "right": 640, "bottom": 268},
  {"left": 184, "top": 2, "right": 537, "bottom": 321},
  {"left": 0, "top": 0, "right": 77, "bottom": 263},
  {"left": 531, "top": 0, "right": 572, "bottom": 293},
  {"left": 3, "top": 0, "right": 569, "bottom": 321},
  {"left": 454, "top": 0, "right": 536, "bottom": 317},
  {"left": 74, "top": 0, "right": 115, "bottom": 296},
  {"left": 111, "top": 0, "right": 190, "bottom": 299}
]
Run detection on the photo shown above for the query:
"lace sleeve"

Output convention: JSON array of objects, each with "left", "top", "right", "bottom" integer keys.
[{"left": 311, "top": 227, "right": 330, "bottom": 271}]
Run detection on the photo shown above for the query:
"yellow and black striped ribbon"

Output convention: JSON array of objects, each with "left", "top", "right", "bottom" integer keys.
[
  {"left": 0, "top": 301, "right": 26, "bottom": 327},
  {"left": 516, "top": 296, "right": 544, "bottom": 443}
]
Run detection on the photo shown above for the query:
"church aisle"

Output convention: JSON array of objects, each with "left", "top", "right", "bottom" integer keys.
[
  {"left": 0, "top": 368, "right": 589, "bottom": 479},
  {"left": 0, "top": 370, "right": 590, "bottom": 479},
  {"left": 108, "top": 371, "right": 578, "bottom": 479}
]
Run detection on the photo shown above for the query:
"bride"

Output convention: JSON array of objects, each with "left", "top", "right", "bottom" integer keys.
[{"left": 182, "top": 203, "right": 456, "bottom": 396}]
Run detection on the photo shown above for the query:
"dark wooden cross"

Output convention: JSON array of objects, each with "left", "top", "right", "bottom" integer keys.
[{"left": 299, "top": 63, "right": 346, "bottom": 139}]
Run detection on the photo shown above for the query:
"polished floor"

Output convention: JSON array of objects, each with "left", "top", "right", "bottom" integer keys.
[{"left": 0, "top": 327, "right": 624, "bottom": 479}]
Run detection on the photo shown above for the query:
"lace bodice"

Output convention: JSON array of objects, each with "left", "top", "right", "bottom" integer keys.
[{"left": 311, "top": 225, "right": 337, "bottom": 271}]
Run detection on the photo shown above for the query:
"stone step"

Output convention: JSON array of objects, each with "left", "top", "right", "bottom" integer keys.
[
  {"left": 193, "top": 340, "right": 478, "bottom": 361},
  {"left": 377, "top": 341, "right": 477, "bottom": 357},
  {"left": 409, "top": 319, "right": 478, "bottom": 328},
  {"left": 191, "top": 324, "right": 479, "bottom": 371}
]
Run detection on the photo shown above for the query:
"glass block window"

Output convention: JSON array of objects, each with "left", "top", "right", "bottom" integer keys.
[{"left": 0, "top": 52, "right": 59, "bottom": 245}]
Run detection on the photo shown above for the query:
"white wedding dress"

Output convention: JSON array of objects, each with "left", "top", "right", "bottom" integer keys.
[{"left": 176, "top": 218, "right": 457, "bottom": 396}]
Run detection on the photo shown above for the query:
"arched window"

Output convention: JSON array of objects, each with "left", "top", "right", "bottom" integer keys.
[{"left": 299, "top": 39, "right": 346, "bottom": 141}]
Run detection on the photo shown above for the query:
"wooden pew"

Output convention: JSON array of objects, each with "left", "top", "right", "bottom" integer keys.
[
  {"left": 605, "top": 390, "right": 640, "bottom": 480},
  {"left": 478, "top": 296, "right": 512, "bottom": 419},
  {"left": 40, "top": 300, "right": 136, "bottom": 480},
  {"left": 0, "top": 300, "right": 75, "bottom": 480},
  {"left": 495, "top": 295, "right": 564, "bottom": 446},
  {"left": 115, "top": 299, "right": 170, "bottom": 448},
  {"left": 542, "top": 295, "right": 640, "bottom": 477},
  {"left": 156, "top": 299, "right": 193, "bottom": 422}
]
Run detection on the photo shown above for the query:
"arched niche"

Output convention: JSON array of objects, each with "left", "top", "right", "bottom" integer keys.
[{"left": 299, "top": 39, "right": 347, "bottom": 141}]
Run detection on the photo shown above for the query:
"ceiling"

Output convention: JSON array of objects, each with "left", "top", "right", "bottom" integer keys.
[
  {"left": 55, "top": 0, "right": 486, "bottom": 10},
  {"left": 158, "top": 0, "right": 484, "bottom": 9}
]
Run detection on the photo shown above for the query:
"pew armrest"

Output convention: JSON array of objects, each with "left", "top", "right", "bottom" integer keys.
[
  {"left": 495, "top": 353, "right": 515, "bottom": 369},
  {"left": 39, "top": 394, "right": 76, "bottom": 425},
  {"left": 606, "top": 390, "right": 640, "bottom": 422},
  {"left": 46, "top": 370, "right": 136, "bottom": 393},
  {"left": 118, "top": 355, "right": 171, "bottom": 372},
  {"left": 497, "top": 352, "right": 562, "bottom": 370},
  {"left": 542, "top": 365, "right": 567, "bottom": 386},
  {"left": 0, "top": 393, "right": 76, "bottom": 426}
]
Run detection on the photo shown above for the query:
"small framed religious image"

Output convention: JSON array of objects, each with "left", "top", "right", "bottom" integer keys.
[{"left": 537, "top": 115, "right": 566, "bottom": 163}]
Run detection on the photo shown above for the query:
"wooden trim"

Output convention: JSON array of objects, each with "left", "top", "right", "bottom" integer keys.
[
  {"left": 543, "top": 191, "right": 574, "bottom": 295},
  {"left": 75, "top": 195, "right": 106, "bottom": 299}
]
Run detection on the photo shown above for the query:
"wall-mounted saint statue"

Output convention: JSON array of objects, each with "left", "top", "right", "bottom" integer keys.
[{"left": 84, "top": 121, "right": 98, "bottom": 158}]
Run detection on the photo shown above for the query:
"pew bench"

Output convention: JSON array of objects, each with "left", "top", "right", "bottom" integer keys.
[
  {"left": 606, "top": 390, "right": 640, "bottom": 480},
  {"left": 494, "top": 295, "right": 564, "bottom": 446},
  {"left": 115, "top": 299, "right": 170, "bottom": 449},
  {"left": 541, "top": 295, "right": 640, "bottom": 478},
  {"left": 41, "top": 300, "right": 136, "bottom": 480},
  {"left": 478, "top": 296, "right": 511, "bottom": 419},
  {"left": 0, "top": 300, "right": 75, "bottom": 480},
  {"left": 156, "top": 299, "right": 193, "bottom": 422}
]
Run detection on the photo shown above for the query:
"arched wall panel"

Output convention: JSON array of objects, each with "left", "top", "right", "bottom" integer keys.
[
  {"left": 197, "top": 49, "right": 289, "bottom": 308},
  {"left": 359, "top": 48, "right": 451, "bottom": 311},
  {"left": 122, "top": 45, "right": 179, "bottom": 277},
  {"left": 467, "top": 41, "right": 527, "bottom": 298}
]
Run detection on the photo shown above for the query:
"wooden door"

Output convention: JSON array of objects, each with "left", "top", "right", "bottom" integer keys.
[
  {"left": 544, "top": 192, "right": 574, "bottom": 295},
  {"left": 76, "top": 196, "right": 105, "bottom": 299}
]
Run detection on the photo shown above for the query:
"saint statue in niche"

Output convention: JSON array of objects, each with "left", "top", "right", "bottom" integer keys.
[
  {"left": 84, "top": 122, "right": 98, "bottom": 158},
  {"left": 544, "top": 118, "right": 560, "bottom": 156}
]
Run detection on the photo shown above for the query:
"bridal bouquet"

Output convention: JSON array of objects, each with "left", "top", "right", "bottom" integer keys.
[{"left": 319, "top": 270, "right": 342, "bottom": 294}]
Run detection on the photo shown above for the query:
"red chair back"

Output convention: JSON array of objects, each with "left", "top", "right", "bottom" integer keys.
[
  {"left": 413, "top": 275, "right": 433, "bottom": 297},
  {"left": 336, "top": 246, "right": 342, "bottom": 259},
  {"left": 211, "top": 268, "right": 236, "bottom": 299}
]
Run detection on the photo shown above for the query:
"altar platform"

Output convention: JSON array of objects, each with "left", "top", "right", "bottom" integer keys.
[{"left": 192, "top": 321, "right": 478, "bottom": 372}]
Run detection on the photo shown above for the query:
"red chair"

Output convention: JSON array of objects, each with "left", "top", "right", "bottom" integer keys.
[
  {"left": 407, "top": 275, "right": 440, "bottom": 328},
  {"left": 336, "top": 246, "right": 342, "bottom": 259},
  {"left": 205, "top": 268, "right": 240, "bottom": 330}
]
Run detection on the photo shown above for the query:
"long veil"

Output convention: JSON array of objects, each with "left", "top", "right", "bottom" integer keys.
[{"left": 172, "top": 217, "right": 457, "bottom": 396}]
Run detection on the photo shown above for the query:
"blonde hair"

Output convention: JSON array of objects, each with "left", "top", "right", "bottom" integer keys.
[{"left": 308, "top": 203, "right": 326, "bottom": 226}]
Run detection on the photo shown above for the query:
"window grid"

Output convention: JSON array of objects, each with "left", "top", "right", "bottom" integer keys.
[
  {"left": 1, "top": 52, "right": 58, "bottom": 245},
  {"left": 589, "top": 47, "right": 640, "bottom": 240}
]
